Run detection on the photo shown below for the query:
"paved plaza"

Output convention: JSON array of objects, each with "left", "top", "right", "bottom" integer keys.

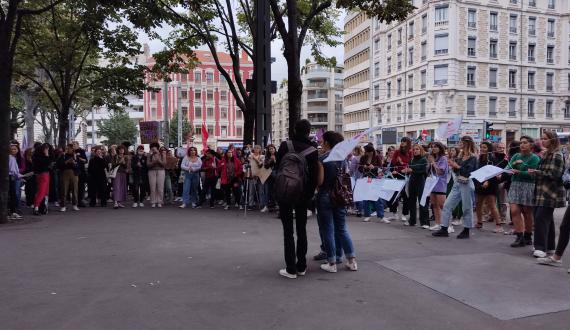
[{"left": 1, "top": 206, "right": 569, "bottom": 329}]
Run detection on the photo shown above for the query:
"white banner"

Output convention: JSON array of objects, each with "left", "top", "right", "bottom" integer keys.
[
  {"left": 469, "top": 165, "right": 512, "bottom": 183},
  {"left": 420, "top": 175, "right": 439, "bottom": 206},
  {"left": 324, "top": 126, "right": 383, "bottom": 163},
  {"left": 353, "top": 178, "right": 407, "bottom": 202}
]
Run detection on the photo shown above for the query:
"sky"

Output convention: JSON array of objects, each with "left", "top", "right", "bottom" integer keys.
[{"left": 136, "top": 10, "right": 346, "bottom": 83}]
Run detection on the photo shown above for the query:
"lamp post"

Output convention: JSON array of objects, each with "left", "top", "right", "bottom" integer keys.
[{"left": 170, "top": 80, "right": 182, "bottom": 147}]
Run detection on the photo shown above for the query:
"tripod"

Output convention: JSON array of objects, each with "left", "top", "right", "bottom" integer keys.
[{"left": 242, "top": 166, "right": 261, "bottom": 217}]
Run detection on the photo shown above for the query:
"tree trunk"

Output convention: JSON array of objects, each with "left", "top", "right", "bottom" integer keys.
[
  {"left": 57, "top": 105, "right": 70, "bottom": 148},
  {"left": 243, "top": 110, "right": 254, "bottom": 146},
  {"left": 23, "top": 90, "right": 38, "bottom": 143},
  {"left": 286, "top": 54, "right": 302, "bottom": 138},
  {"left": 0, "top": 52, "right": 12, "bottom": 224}
]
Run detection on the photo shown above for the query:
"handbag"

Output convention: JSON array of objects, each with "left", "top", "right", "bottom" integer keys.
[{"left": 330, "top": 166, "right": 353, "bottom": 208}]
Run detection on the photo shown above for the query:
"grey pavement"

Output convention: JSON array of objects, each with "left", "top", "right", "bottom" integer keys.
[{"left": 1, "top": 205, "right": 569, "bottom": 330}]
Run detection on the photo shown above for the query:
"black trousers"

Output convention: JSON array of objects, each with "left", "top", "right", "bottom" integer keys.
[
  {"left": 89, "top": 174, "right": 108, "bottom": 207},
  {"left": 534, "top": 206, "right": 556, "bottom": 252},
  {"left": 555, "top": 206, "right": 570, "bottom": 257},
  {"left": 200, "top": 177, "right": 218, "bottom": 207},
  {"left": 25, "top": 175, "right": 36, "bottom": 206},
  {"left": 222, "top": 180, "right": 241, "bottom": 205},
  {"left": 408, "top": 177, "right": 429, "bottom": 226},
  {"left": 77, "top": 171, "right": 87, "bottom": 205},
  {"left": 279, "top": 201, "right": 308, "bottom": 275},
  {"left": 132, "top": 174, "right": 147, "bottom": 203}
]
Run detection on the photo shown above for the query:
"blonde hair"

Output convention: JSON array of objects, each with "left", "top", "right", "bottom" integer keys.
[
  {"left": 413, "top": 144, "right": 426, "bottom": 157},
  {"left": 459, "top": 136, "right": 477, "bottom": 158}
]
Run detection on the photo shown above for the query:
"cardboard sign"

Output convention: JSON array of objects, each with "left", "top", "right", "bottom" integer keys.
[{"left": 140, "top": 121, "right": 160, "bottom": 144}]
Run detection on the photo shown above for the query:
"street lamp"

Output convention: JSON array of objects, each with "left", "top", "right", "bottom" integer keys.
[{"left": 169, "top": 80, "right": 182, "bottom": 147}]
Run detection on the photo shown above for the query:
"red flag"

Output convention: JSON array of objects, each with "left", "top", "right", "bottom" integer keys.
[{"left": 202, "top": 122, "right": 209, "bottom": 150}]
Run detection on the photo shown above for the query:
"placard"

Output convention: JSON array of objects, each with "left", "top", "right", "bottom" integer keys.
[{"left": 139, "top": 121, "right": 160, "bottom": 144}]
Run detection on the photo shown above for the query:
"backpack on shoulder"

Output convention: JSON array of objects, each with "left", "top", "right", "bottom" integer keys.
[
  {"left": 330, "top": 164, "right": 353, "bottom": 208},
  {"left": 274, "top": 141, "right": 315, "bottom": 205}
]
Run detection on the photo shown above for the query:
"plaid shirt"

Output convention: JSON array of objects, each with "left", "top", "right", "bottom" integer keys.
[{"left": 533, "top": 151, "right": 566, "bottom": 208}]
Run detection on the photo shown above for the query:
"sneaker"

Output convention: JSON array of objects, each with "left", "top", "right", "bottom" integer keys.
[
  {"left": 224, "top": 205, "right": 230, "bottom": 210},
  {"left": 307, "top": 210, "right": 313, "bottom": 217},
  {"left": 10, "top": 213, "right": 23, "bottom": 220},
  {"left": 346, "top": 260, "right": 358, "bottom": 271},
  {"left": 385, "top": 213, "right": 398, "bottom": 221},
  {"left": 60, "top": 207, "right": 67, "bottom": 212},
  {"left": 54, "top": 201, "right": 60, "bottom": 207},
  {"left": 537, "top": 256, "right": 562, "bottom": 267},
  {"left": 179, "top": 204, "right": 187, "bottom": 209},
  {"left": 72, "top": 205, "right": 80, "bottom": 211},
  {"left": 432, "top": 227, "right": 449, "bottom": 237},
  {"left": 157, "top": 204, "right": 162, "bottom": 208},
  {"left": 320, "top": 263, "right": 337, "bottom": 273},
  {"left": 33, "top": 208, "right": 40, "bottom": 216},
  {"left": 132, "top": 203, "right": 138, "bottom": 208},
  {"left": 363, "top": 217, "right": 371, "bottom": 222},
  {"left": 493, "top": 226, "right": 504, "bottom": 234},
  {"left": 260, "top": 206, "right": 269, "bottom": 213},
  {"left": 448, "top": 225, "right": 455, "bottom": 234},
  {"left": 451, "top": 220, "right": 461, "bottom": 226},
  {"left": 403, "top": 221, "right": 411, "bottom": 226},
  {"left": 380, "top": 218, "right": 391, "bottom": 224},
  {"left": 113, "top": 203, "right": 119, "bottom": 210},
  {"left": 421, "top": 225, "right": 430, "bottom": 229},
  {"left": 429, "top": 224, "right": 441, "bottom": 231},
  {"left": 151, "top": 204, "right": 156, "bottom": 208},
  {"left": 239, "top": 205, "right": 244, "bottom": 210},
  {"left": 118, "top": 203, "right": 125, "bottom": 208},
  {"left": 297, "top": 269, "right": 307, "bottom": 276},
  {"left": 401, "top": 215, "right": 408, "bottom": 222},
  {"left": 192, "top": 203, "right": 198, "bottom": 209},
  {"left": 370, "top": 212, "right": 377, "bottom": 217},
  {"left": 533, "top": 250, "right": 547, "bottom": 258},
  {"left": 278, "top": 269, "right": 297, "bottom": 279},
  {"left": 313, "top": 251, "right": 327, "bottom": 261},
  {"left": 139, "top": 203, "right": 144, "bottom": 208}
]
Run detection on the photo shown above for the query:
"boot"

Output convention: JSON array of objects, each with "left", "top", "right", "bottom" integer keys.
[
  {"left": 432, "top": 226, "right": 449, "bottom": 237},
  {"left": 457, "top": 228, "right": 470, "bottom": 239},
  {"left": 524, "top": 232, "right": 533, "bottom": 246},
  {"left": 510, "top": 232, "right": 525, "bottom": 247}
]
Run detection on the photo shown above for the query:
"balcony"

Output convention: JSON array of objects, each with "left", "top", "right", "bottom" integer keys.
[
  {"left": 467, "top": 80, "right": 475, "bottom": 87},
  {"left": 548, "top": 3, "right": 555, "bottom": 9},
  {"left": 528, "top": 112, "right": 535, "bottom": 118},
  {"left": 398, "top": 63, "right": 402, "bottom": 70},
  {"left": 398, "top": 39, "right": 402, "bottom": 46},
  {"left": 529, "top": 0, "right": 536, "bottom": 6},
  {"left": 509, "top": 83, "right": 516, "bottom": 88},
  {"left": 528, "top": 84, "right": 535, "bottom": 90},
  {"left": 547, "top": 58, "right": 554, "bottom": 64},
  {"left": 408, "top": 87, "right": 413, "bottom": 93},
  {"left": 435, "top": 49, "right": 448, "bottom": 55},
  {"left": 408, "top": 34, "right": 414, "bottom": 40},
  {"left": 509, "top": 27, "right": 517, "bottom": 33},
  {"left": 422, "top": 27, "right": 427, "bottom": 34},
  {"left": 490, "top": 52, "right": 497, "bottom": 59},
  {"left": 468, "top": 48, "right": 476, "bottom": 57},
  {"left": 306, "top": 81, "right": 328, "bottom": 88},
  {"left": 547, "top": 85, "right": 553, "bottom": 92},
  {"left": 435, "top": 20, "right": 448, "bottom": 28},
  {"left": 490, "top": 25, "right": 498, "bottom": 31},
  {"left": 509, "top": 112, "right": 517, "bottom": 118},
  {"left": 510, "top": 0, "right": 517, "bottom": 3},
  {"left": 547, "top": 32, "right": 554, "bottom": 38},
  {"left": 509, "top": 55, "right": 517, "bottom": 60},
  {"left": 528, "top": 29, "right": 536, "bottom": 36},
  {"left": 421, "top": 83, "right": 426, "bottom": 89},
  {"left": 528, "top": 56, "right": 535, "bottom": 62},
  {"left": 489, "top": 82, "right": 497, "bottom": 88},
  {"left": 467, "top": 111, "right": 476, "bottom": 117},
  {"left": 489, "top": 112, "right": 497, "bottom": 117},
  {"left": 434, "top": 79, "right": 448, "bottom": 85},
  {"left": 468, "top": 22, "right": 476, "bottom": 29},
  {"left": 546, "top": 112, "right": 552, "bottom": 119}
]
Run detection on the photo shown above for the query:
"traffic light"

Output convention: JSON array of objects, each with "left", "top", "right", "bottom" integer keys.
[{"left": 484, "top": 121, "right": 494, "bottom": 140}]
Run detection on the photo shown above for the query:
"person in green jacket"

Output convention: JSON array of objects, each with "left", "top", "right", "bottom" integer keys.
[
  {"left": 506, "top": 135, "right": 540, "bottom": 247},
  {"left": 402, "top": 144, "right": 429, "bottom": 228}
]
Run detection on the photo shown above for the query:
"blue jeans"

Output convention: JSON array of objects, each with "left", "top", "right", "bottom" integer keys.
[
  {"left": 183, "top": 172, "right": 200, "bottom": 205},
  {"left": 316, "top": 192, "right": 356, "bottom": 264},
  {"left": 14, "top": 178, "right": 21, "bottom": 210},
  {"left": 442, "top": 181, "right": 474, "bottom": 228},
  {"left": 364, "top": 198, "right": 385, "bottom": 218}
]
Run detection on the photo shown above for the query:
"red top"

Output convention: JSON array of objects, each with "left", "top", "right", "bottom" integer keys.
[
  {"left": 219, "top": 157, "right": 243, "bottom": 184},
  {"left": 392, "top": 149, "right": 413, "bottom": 174},
  {"left": 201, "top": 157, "right": 220, "bottom": 179}
]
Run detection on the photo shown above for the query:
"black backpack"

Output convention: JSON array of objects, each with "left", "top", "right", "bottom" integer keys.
[
  {"left": 330, "top": 163, "right": 353, "bottom": 208},
  {"left": 274, "top": 141, "right": 315, "bottom": 205}
]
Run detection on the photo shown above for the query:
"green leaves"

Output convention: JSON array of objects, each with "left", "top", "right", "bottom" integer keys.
[
  {"left": 97, "top": 110, "right": 138, "bottom": 146},
  {"left": 168, "top": 111, "right": 192, "bottom": 146},
  {"left": 336, "top": 0, "right": 415, "bottom": 23}
]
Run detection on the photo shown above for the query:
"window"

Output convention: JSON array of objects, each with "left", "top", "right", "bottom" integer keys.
[
  {"left": 398, "top": 28, "right": 402, "bottom": 45},
  {"left": 467, "top": 96, "right": 476, "bottom": 116},
  {"left": 374, "top": 84, "right": 380, "bottom": 101},
  {"left": 408, "top": 47, "right": 414, "bottom": 65},
  {"left": 151, "top": 107, "right": 157, "bottom": 119},
  {"left": 509, "top": 70, "right": 517, "bottom": 88},
  {"left": 546, "top": 101, "right": 553, "bottom": 118},
  {"left": 548, "top": 0, "right": 555, "bottom": 9},
  {"left": 528, "top": 72, "right": 535, "bottom": 90},
  {"left": 374, "top": 38, "right": 380, "bottom": 52},
  {"left": 397, "top": 53, "right": 402, "bottom": 70},
  {"left": 220, "top": 126, "right": 227, "bottom": 138},
  {"left": 547, "top": 20, "right": 555, "bottom": 38},
  {"left": 220, "top": 107, "right": 227, "bottom": 119},
  {"left": 489, "top": 39, "right": 498, "bottom": 58},
  {"left": 434, "top": 34, "right": 448, "bottom": 55},
  {"left": 527, "top": 99, "right": 535, "bottom": 117},
  {"left": 435, "top": 6, "right": 448, "bottom": 26},
  {"left": 182, "top": 106, "right": 188, "bottom": 118},
  {"left": 220, "top": 90, "right": 227, "bottom": 101},
  {"left": 387, "top": 57, "right": 392, "bottom": 74},
  {"left": 407, "top": 101, "right": 413, "bottom": 119},
  {"left": 489, "top": 97, "right": 497, "bottom": 117},
  {"left": 207, "top": 125, "right": 214, "bottom": 135},
  {"left": 195, "top": 106, "right": 202, "bottom": 118},
  {"left": 509, "top": 98, "right": 517, "bottom": 117},
  {"left": 408, "top": 22, "right": 414, "bottom": 39},
  {"left": 421, "top": 70, "right": 426, "bottom": 89},
  {"left": 510, "top": 0, "right": 518, "bottom": 3},
  {"left": 397, "top": 79, "right": 402, "bottom": 96},
  {"left": 374, "top": 62, "right": 380, "bottom": 78},
  {"left": 206, "top": 72, "right": 214, "bottom": 84},
  {"left": 421, "top": 42, "right": 427, "bottom": 61},
  {"left": 565, "top": 103, "right": 570, "bottom": 119},
  {"left": 421, "top": 14, "right": 427, "bottom": 34},
  {"left": 194, "top": 71, "right": 202, "bottom": 83},
  {"left": 195, "top": 126, "right": 202, "bottom": 135},
  {"left": 236, "top": 110, "right": 242, "bottom": 120},
  {"left": 207, "top": 90, "right": 213, "bottom": 101},
  {"left": 509, "top": 42, "right": 517, "bottom": 60},
  {"left": 509, "top": 15, "right": 517, "bottom": 34},
  {"left": 181, "top": 90, "right": 188, "bottom": 100},
  {"left": 194, "top": 89, "right": 201, "bottom": 100},
  {"left": 528, "top": 44, "right": 535, "bottom": 62},
  {"left": 408, "top": 74, "right": 414, "bottom": 92},
  {"left": 546, "top": 73, "right": 553, "bottom": 92},
  {"left": 181, "top": 73, "right": 188, "bottom": 83},
  {"left": 468, "top": 9, "right": 476, "bottom": 28},
  {"left": 547, "top": 46, "right": 554, "bottom": 64},
  {"left": 387, "top": 34, "right": 392, "bottom": 50},
  {"left": 219, "top": 74, "right": 227, "bottom": 85},
  {"left": 467, "top": 67, "right": 476, "bottom": 87},
  {"left": 420, "top": 99, "right": 426, "bottom": 117},
  {"left": 468, "top": 37, "right": 476, "bottom": 56},
  {"left": 529, "top": 0, "right": 536, "bottom": 7},
  {"left": 150, "top": 91, "right": 156, "bottom": 101},
  {"left": 528, "top": 17, "right": 536, "bottom": 36},
  {"left": 236, "top": 126, "right": 243, "bottom": 137},
  {"left": 489, "top": 12, "right": 498, "bottom": 31},
  {"left": 489, "top": 68, "right": 497, "bottom": 87},
  {"left": 434, "top": 65, "right": 448, "bottom": 85},
  {"left": 387, "top": 81, "right": 392, "bottom": 98},
  {"left": 207, "top": 107, "right": 214, "bottom": 118}
]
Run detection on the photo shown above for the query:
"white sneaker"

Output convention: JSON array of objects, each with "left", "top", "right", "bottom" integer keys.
[
  {"left": 537, "top": 256, "right": 562, "bottom": 267},
  {"left": 60, "top": 207, "right": 67, "bottom": 212},
  {"left": 401, "top": 215, "right": 408, "bottom": 222},
  {"left": 278, "top": 269, "right": 297, "bottom": 279},
  {"left": 132, "top": 203, "right": 138, "bottom": 208},
  {"left": 380, "top": 218, "right": 391, "bottom": 224},
  {"left": 448, "top": 225, "right": 455, "bottom": 234},
  {"left": 151, "top": 204, "right": 156, "bottom": 208},
  {"left": 54, "top": 202, "right": 60, "bottom": 207},
  {"left": 139, "top": 203, "right": 144, "bottom": 208},
  {"left": 429, "top": 224, "right": 441, "bottom": 231},
  {"left": 239, "top": 205, "right": 244, "bottom": 210},
  {"left": 157, "top": 204, "right": 162, "bottom": 208},
  {"left": 421, "top": 225, "right": 430, "bottom": 229},
  {"left": 72, "top": 205, "right": 80, "bottom": 211},
  {"left": 403, "top": 221, "right": 410, "bottom": 226},
  {"left": 451, "top": 220, "right": 461, "bottom": 226},
  {"left": 307, "top": 210, "right": 313, "bottom": 217},
  {"left": 297, "top": 269, "right": 307, "bottom": 276},
  {"left": 533, "top": 250, "right": 547, "bottom": 258},
  {"left": 370, "top": 212, "right": 377, "bottom": 217},
  {"left": 179, "top": 204, "right": 187, "bottom": 209},
  {"left": 224, "top": 205, "right": 230, "bottom": 210},
  {"left": 363, "top": 217, "right": 371, "bottom": 222},
  {"left": 385, "top": 213, "right": 397, "bottom": 221},
  {"left": 261, "top": 206, "right": 269, "bottom": 213},
  {"left": 320, "top": 263, "right": 337, "bottom": 273},
  {"left": 345, "top": 261, "right": 358, "bottom": 271},
  {"left": 10, "top": 213, "right": 22, "bottom": 219}
]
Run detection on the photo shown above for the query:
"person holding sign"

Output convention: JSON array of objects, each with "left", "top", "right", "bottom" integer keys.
[
  {"left": 358, "top": 144, "right": 385, "bottom": 223},
  {"left": 428, "top": 142, "right": 448, "bottom": 231},
  {"left": 474, "top": 142, "right": 503, "bottom": 233},
  {"left": 433, "top": 136, "right": 478, "bottom": 239},
  {"left": 403, "top": 145, "right": 429, "bottom": 228},
  {"left": 388, "top": 137, "right": 413, "bottom": 222}
]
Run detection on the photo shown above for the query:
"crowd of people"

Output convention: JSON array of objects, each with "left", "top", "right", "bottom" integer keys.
[{"left": 6, "top": 119, "right": 570, "bottom": 277}]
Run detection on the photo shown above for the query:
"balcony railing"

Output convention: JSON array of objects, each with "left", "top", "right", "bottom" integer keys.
[
  {"left": 489, "top": 112, "right": 497, "bottom": 117},
  {"left": 528, "top": 111, "right": 535, "bottom": 118},
  {"left": 509, "top": 55, "right": 517, "bottom": 60},
  {"left": 408, "top": 34, "right": 414, "bottom": 40},
  {"left": 528, "top": 56, "right": 535, "bottom": 62},
  {"left": 421, "top": 55, "right": 426, "bottom": 61},
  {"left": 468, "top": 22, "right": 476, "bottom": 28},
  {"left": 529, "top": 0, "right": 536, "bottom": 6},
  {"left": 546, "top": 112, "right": 552, "bottom": 119},
  {"left": 421, "top": 83, "right": 426, "bottom": 89},
  {"left": 467, "top": 111, "right": 476, "bottom": 117},
  {"left": 547, "top": 58, "right": 554, "bottom": 64},
  {"left": 547, "top": 85, "right": 553, "bottom": 92},
  {"left": 509, "top": 83, "right": 517, "bottom": 88},
  {"left": 548, "top": 3, "right": 555, "bottom": 9},
  {"left": 509, "top": 27, "right": 517, "bottom": 33},
  {"left": 422, "top": 27, "right": 427, "bottom": 34},
  {"left": 398, "top": 63, "right": 402, "bottom": 70},
  {"left": 434, "top": 79, "right": 448, "bottom": 85},
  {"left": 509, "top": 112, "right": 517, "bottom": 118},
  {"left": 528, "top": 29, "right": 535, "bottom": 36},
  {"left": 435, "top": 20, "right": 448, "bottom": 27},
  {"left": 490, "top": 52, "right": 497, "bottom": 59},
  {"left": 489, "top": 82, "right": 497, "bottom": 88},
  {"left": 490, "top": 25, "right": 498, "bottom": 31},
  {"left": 547, "top": 32, "right": 554, "bottom": 38},
  {"left": 468, "top": 49, "right": 476, "bottom": 56},
  {"left": 467, "top": 80, "right": 475, "bottom": 87},
  {"left": 528, "top": 84, "right": 535, "bottom": 90},
  {"left": 435, "top": 49, "right": 448, "bottom": 55}
]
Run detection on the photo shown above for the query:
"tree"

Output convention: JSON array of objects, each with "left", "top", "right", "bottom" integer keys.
[
  {"left": 169, "top": 111, "right": 192, "bottom": 146},
  {"left": 97, "top": 111, "right": 138, "bottom": 146}
]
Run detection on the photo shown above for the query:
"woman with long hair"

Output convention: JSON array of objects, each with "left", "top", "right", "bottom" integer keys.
[
  {"left": 111, "top": 145, "right": 130, "bottom": 209},
  {"left": 388, "top": 137, "right": 413, "bottom": 222},
  {"left": 180, "top": 147, "right": 202, "bottom": 209},
  {"left": 428, "top": 142, "right": 448, "bottom": 231},
  {"left": 349, "top": 146, "right": 364, "bottom": 217},
  {"left": 529, "top": 131, "right": 566, "bottom": 258},
  {"left": 32, "top": 143, "right": 52, "bottom": 215},
  {"left": 263, "top": 144, "right": 277, "bottom": 211},
  {"left": 88, "top": 146, "right": 108, "bottom": 207},
  {"left": 358, "top": 144, "right": 386, "bottom": 223},
  {"left": 433, "top": 136, "right": 478, "bottom": 239},
  {"left": 403, "top": 144, "right": 429, "bottom": 228},
  {"left": 220, "top": 149, "right": 243, "bottom": 210},
  {"left": 131, "top": 145, "right": 148, "bottom": 207},
  {"left": 474, "top": 141, "right": 503, "bottom": 233},
  {"left": 147, "top": 142, "right": 166, "bottom": 208},
  {"left": 506, "top": 136, "right": 540, "bottom": 247},
  {"left": 23, "top": 148, "right": 36, "bottom": 207}
]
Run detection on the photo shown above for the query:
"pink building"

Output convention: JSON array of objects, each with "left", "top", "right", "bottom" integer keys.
[{"left": 144, "top": 50, "right": 253, "bottom": 148}]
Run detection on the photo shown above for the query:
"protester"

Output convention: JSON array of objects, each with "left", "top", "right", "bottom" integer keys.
[
  {"left": 72, "top": 141, "right": 88, "bottom": 207},
  {"left": 493, "top": 142, "right": 509, "bottom": 223},
  {"left": 88, "top": 146, "right": 108, "bottom": 207},
  {"left": 200, "top": 149, "right": 219, "bottom": 209},
  {"left": 428, "top": 142, "right": 448, "bottom": 231},
  {"left": 57, "top": 144, "right": 81, "bottom": 212},
  {"left": 433, "top": 136, "right": 478, "bottom": 239},
  {"left": 180, "top": 147, "right": 202, "bottom": 209},
  {"left": 148, "top": 142, "right": 166, "bottom": 208},
  {"left": 404, "top": 144, "right": 429, "bottom": 228},
  {"left": 358, "top": 144, "right": 386, "bottom": 223},
  {"left": 276, "top": 119, "right": 318, "bottom": 279},
  {"left": 247, "top": 145, "right": 265, "bottom": 210},
  {"left": 131, "top": 145, "right": 148, "bottom": 207},
  {"left": 219, "top": 149, "right": 243, "bottom": 210},
  {"left": 530, "top": 131, "right": 566, "bottom": 258},
  {"left": 8, "top": 146, "right": 23, "bottom": 219},
  {"left": 388, "top": 137, "right": 413, "bottom": 222},
  {"left": 262, "top": 144, "right": 277, "bottom": 212},
  {"left": 316, "top": 131, "right": 357, "bottom": 273},
  {"left": 32, "top": 143, "right": 52, "bottom": 215},
  {"left": 349, "top": 146, "right": 364, "bottom": 217},
  {"left": 23, "top": 148, "right": 35, "bottom": 207},
  {"left": 506, "top": 136, "right": 540, "bottom": 247},
  {"left": 111, "top": 145, "right": 130, "bottom": 209},
  {"left": 474, "top": 142, "right": 503, "bottom": 232}
]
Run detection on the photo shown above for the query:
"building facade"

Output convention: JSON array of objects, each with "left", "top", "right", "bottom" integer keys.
[
  {"left": 271, "top": 81, "right": 289, "bottom": 143},
  {"left": 349, "top": 0, "right": 570, "bottom": 148},
  {"left": 143, "top": 50, "right": 253, "bottom": 149}
]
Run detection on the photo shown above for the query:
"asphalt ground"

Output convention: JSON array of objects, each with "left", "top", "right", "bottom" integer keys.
[{"left": 1, "top": 205, "right": 569, "bottom": 330}]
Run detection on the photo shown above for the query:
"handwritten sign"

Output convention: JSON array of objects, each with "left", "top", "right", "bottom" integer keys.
[{"left": 139, "top": 121, "right": 160, "bottom": 144}]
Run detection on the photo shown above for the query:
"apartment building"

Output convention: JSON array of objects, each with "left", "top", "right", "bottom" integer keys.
[
  {"left": 365, "top": 0, "right": 570, "bottom": 147},
  {"left": 271, "top": 81, "right": 289, "bottom": 143},
  {"left": 143, "top": 50, "right": 253, "bottom": 148},
  {"left": 343, "top": 11, "right": 373, "bottom": 141}
]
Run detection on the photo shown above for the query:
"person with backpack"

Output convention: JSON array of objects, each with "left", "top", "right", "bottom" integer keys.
[
  {"left": 316, "top": 131, "right": 357, "bottom": 273},
  {"left": 275, "top": 119, "right": 319, "bottom": 279}
]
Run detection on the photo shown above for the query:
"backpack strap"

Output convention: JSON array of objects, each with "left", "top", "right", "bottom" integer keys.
[
  {"left": 286, "top": 140, "right": 295, "bottom": 154},
  {"left": 300, "top": 146, "right": 316, "bottom": 158}
]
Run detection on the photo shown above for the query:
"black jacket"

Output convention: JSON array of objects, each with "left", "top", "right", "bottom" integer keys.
[
  {"left": 474, "top": 155, "right": 498, "bottom": 195},
  {"left": 131, "top": 154, "right": 148, "bottom": 177},
  {"left": 88, "top": 156, "right": 108, "bottom": 179},
  {"left": 276, "top": 136, "right": 319, "bottom": 200},
  {"left": 32, "top": 154, "right": 52, "bottom": 174}
]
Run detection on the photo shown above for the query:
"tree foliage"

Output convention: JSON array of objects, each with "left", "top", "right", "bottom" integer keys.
[
  {"left": 336, "top": 0, "right": 415, "bottom": 22},
  {"left": 97, "top": 111, "right": 138, "bottom": 146}
]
